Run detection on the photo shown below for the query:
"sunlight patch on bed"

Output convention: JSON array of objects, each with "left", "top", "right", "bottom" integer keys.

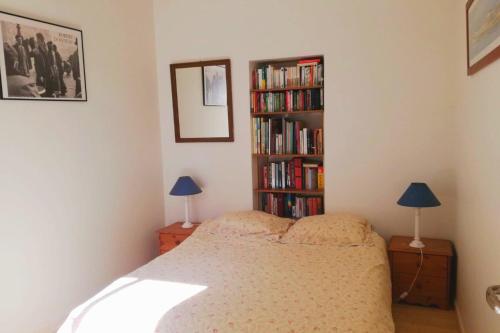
[{"left": 58, "top": 277, "right": 206, "bottom": 333}]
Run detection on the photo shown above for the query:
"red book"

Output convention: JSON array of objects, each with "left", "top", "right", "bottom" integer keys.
[
  {"left": 298, "top": 58, "right": 321, "bottom": 64},
  {"left": 294, "top": 158, "right": 302, "bottom": 190}
]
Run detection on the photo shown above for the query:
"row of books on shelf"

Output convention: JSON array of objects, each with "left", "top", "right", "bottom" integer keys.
[
  {"left": 250, "top": 89, "right": 323, "bottom": 113},
  {"left": 252, "top": 58, "right": 323, "bottom": 90},
  {"left": 252, "top": 118, "right": 323, "bottom": 155},
  {"left": 261, "top": 193, "right": 323, "bottom": 218},
  {"left": 261, "top": 159, "right": 324, "bottom": 191}
]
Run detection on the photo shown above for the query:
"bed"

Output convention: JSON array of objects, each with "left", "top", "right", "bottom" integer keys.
[{"left": 58, "top": 212, "right": 394, "bottom": 332}]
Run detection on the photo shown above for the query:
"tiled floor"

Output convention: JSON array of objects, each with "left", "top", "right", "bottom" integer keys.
[{"left": 393, "top": 304, "right": 460, "bottom": 333}]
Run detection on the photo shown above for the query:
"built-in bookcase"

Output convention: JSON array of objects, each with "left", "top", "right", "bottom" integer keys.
[{"left": 250, "top": 56, "right": 325, "bottom": 218}]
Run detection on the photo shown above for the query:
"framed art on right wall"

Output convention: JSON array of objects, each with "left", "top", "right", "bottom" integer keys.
[{"left": 466, "top": 0, "right": 500, "bottom": 75}]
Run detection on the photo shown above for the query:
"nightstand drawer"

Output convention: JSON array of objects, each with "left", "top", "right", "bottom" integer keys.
[
  {"left": 392, "top": 252, "right": 448, "bottom": 278},
  {"left": 159, "top": 233, "right": 188, "bottom": 246},
  {"left": 393, "top": 273, "right": 448, "bottom": 299},
  {"left": 159, "top": 244, "right": 176, "bottom": 255},
  {"left": 157, "top": 222, "right": 200, "bottom": 256}
]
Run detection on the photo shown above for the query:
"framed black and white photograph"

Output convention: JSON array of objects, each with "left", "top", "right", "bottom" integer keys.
[
  {"left": 0, "top": 11, "right": 87, "bottom": 101},
  {"left": 202, "top": 65, "right": 226, "bottom": 106}
]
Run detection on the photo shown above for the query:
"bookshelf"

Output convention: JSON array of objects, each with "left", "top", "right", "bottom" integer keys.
[{"left": 250, "top": 56, "right": 324, "bottom": 219}]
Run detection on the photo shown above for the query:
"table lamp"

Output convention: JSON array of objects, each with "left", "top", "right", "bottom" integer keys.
[
  {"left": 397, "top": 182, "right": 441, "bottom": 248},
  {"left": 169, "top": 176, "right": 202, "bottom": 228}
]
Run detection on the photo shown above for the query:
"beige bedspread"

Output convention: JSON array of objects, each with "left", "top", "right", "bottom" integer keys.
[{"left": 59, "top": 230, "right": 394, "bottom": 333}]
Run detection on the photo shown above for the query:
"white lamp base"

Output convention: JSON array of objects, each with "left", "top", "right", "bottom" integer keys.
[
  {"left": 409, "top": 239, "right": 425, "bottom": 248},
  {"left": 182, "top": 196, "right": 193, "bottom": 229},
  {"left": 181, "top": 221, "right": 193, "bottom": 229},
  {"left": 409, "top": 207, "right": 425, "bottom": 248}
]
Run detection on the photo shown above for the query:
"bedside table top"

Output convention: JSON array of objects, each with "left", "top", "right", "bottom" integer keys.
[
  {"left": 389, "top": 236, "right": 453, "bottom": 256},
  {"left": 157, "top": 222, "right": 201, "bottom": 235}
]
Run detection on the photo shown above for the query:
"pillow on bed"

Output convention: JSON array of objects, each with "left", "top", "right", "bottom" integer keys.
[
  {"left": 197, "top": 210, "right": 292, "bottom": 239},
  {"left": 280, "top": 213, "right": 371, "bottom": 245}
]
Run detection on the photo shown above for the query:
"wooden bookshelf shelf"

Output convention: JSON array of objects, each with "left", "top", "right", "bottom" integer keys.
[
  {"left": 251, "top": 110, "right": 323, "bottom": 117},
  {"left": 250, "top": 55, "right": 325, "bottom": 217},
  {"left": 253, "top": 154, "right": 323, "bottom": 158},
  {"left": 254, "top": 188, "right": 324, "bottom": 195},
  {"left": 251, "top": 85, "right": 323, "bottom": 93}
]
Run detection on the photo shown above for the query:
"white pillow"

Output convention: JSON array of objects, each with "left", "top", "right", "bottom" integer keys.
[
  {"left": 197, "top": 210, "right": 292, "bottom": 239},
  {"left": 280, "top": 213, "right": 371, "bottom": 245}
]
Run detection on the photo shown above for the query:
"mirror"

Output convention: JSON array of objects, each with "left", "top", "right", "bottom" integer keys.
[{"left": 170, "top": 59, "right": 234, "bottom": 142}]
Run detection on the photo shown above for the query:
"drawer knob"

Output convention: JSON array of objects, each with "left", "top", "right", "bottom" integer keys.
[{"left": 175, "top": 240, "right": 181, "bottom": 245}]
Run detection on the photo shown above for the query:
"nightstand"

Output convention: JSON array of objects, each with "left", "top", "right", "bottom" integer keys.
[
  {"left": 157, "top": 222, "right": 200, "bottom": 255},
  {"left": 388, "top": 236, "right": 454, "bottom": 310}
]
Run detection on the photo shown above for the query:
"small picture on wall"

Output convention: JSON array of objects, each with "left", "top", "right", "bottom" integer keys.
[
  {"left": 202, "top": 65, "right": 227, "bottom": 106},
  {"left": 466, "top": 0, "right": 500, "bottom": 75},
  {"left": 0, "top": 11, "right": 87, "bottom": 101}
]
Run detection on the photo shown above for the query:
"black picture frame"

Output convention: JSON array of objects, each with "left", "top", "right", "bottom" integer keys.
[{"left": 0, "top": 10, "right": 87, "bottom": 101}]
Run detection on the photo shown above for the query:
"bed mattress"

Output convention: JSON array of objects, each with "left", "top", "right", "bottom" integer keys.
[{"left": 59, "top": 229, "right": 394, "bottom": 332}]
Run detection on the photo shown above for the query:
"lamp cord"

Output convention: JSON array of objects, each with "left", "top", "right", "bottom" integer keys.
[{"left": 399, "top": 247, "right": 424, "bottom": 300}]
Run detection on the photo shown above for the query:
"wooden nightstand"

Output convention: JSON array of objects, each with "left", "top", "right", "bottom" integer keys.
[
  {"left": 388, "top": 236, "right": 454, "bottom": 310},
  {"left": 157, "top": 222, "right": 200, "bottom": 255}
]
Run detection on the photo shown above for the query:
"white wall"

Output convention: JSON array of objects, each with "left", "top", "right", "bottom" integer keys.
[
  {"left": 154, "top": 0, "right": 457, "bottom": 240},
  {"left": 452, "top": 1, "right": 500, "bottom": 332},
  {"left": 0, "top": 1, "right": 164, "bottom": 332}
]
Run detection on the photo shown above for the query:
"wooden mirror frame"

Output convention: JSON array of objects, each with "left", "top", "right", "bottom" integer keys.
[{"left": 170, "top": 59, "right": 234, "bottom": 143}]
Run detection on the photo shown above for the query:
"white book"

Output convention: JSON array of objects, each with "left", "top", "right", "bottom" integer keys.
[
  {"left": 281, "top": 161, "right": 286, "bottom": 189},
  {"left": 303, "top": 128, "right": 308, "bottom": 154},
  {"left": 268, "top": 121, "right": 271, "bottom": 154}
]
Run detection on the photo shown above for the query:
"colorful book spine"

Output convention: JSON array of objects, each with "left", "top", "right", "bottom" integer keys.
[
  {"left": 261, "top": 158, "right": 323, "bottom": 190},
  {"left": 253, "top": 60, "right": 324, "bottom": 90},
  {"left": 250, "top": 89, "right": 323, "bottom": 113},
  {"left": 261, "top": 193, "right": 323, "bottom": 218},
  {"left": 318, "top": 166, "right": 324, "bottom": 190},
  {"left": 252, "top": 118, "right": 323, "bottom": 155}
]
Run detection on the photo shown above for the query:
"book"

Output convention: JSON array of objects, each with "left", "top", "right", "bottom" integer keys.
[
  {"left": 318, "top": 166, "right": 324, "bottom": 190},
  {"left": 261, "top": 193, "right": 323, "bottom": 218},
  {"left": 260, "top": 158, "right": 323, "bottom": 191},
  {"left": 252, "top": 117, "right": 323, "bottom": 155},
  {"left": 298, "top": 58, "right": 321, "bottom": 65},
  {"left": 250, "top": 89, "right": 323, "bottom": 113},
  {"left": 253, "top": 61, "right": 323, "bottom": 89}
]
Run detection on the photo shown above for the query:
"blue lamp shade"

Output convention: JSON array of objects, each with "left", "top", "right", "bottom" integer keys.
[
  {"left": 169, "top": 176, "right": 202, "bottom": 196},
  {"left": 397, "top": 182, "right": 441, "bottom": 208}
]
